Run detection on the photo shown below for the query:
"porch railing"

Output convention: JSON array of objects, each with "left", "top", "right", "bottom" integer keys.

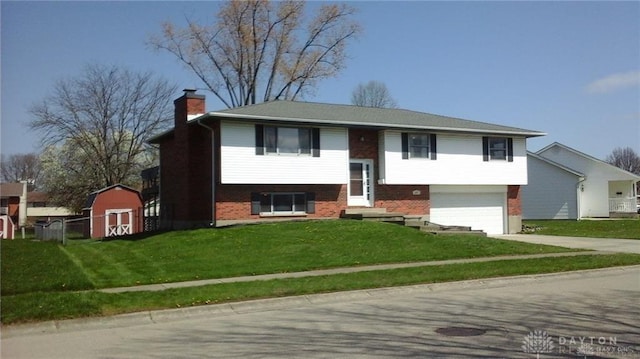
[{"left": 608, "top": 198, "right": 637, "bottom": 213}]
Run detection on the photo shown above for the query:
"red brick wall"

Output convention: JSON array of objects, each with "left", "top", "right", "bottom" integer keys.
[
  {"left": 507, "top": 185, "right": 521, "bottom": 216},
  {"left": 348, "top": 128, "right": 430, "bottom": 215},
  {"left": 376, "top": 185, "right": 430, "bottom": 215},
  {"left": 159, "top": 91, "right": 210, "bottom": 228},
  {"left": 216, "top": 184, "right": 347, "bottom": 220}
]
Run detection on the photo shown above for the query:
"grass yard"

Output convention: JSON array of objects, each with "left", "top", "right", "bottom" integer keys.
[
  {"left": 2, "top": 220, "right": 575, "bottom": 296},
  {"left": 4, "top": 219, "right": 640, "bottom": 324},
  {"left": 523, "top": 219, "right": 640, "bottom": 239},
  {"left": 3, "top": 254, "right": 640, "bottom": 324}
]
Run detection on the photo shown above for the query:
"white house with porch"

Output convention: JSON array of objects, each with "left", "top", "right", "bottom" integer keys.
[{"left": 522, "top": 142, "right": 640, "bottom": 219}]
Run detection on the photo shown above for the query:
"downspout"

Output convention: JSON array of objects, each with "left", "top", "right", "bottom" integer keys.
[
  {"left": 196, "top": 119, "right": 216, "bottom": 227},
  {"left": 576, "top": 176, "right": 586, "bottom": 220},
  {"left": 148, "top": 143, "right": 161, "bottom": 229}
]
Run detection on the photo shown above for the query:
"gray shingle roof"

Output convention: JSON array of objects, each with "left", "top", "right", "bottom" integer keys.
[{"left": 207, "top": 100, "right": 545, "bottom": 137}]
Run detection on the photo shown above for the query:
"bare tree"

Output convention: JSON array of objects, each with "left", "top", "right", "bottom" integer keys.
[
  {"left": 148, "top": 0, "right": 360, "bottom": 108},
  {"left": 350, "top": 81, "right": 397, "bottom": 108},
  {"left": 0, "top": 153, "right": 42, "bottom": 190},
  {"left": 606, "top": 147, "right": 640, "bottom": 175},
  {"left": 29, "top": 64, "right": 177, "bottom": 209}
]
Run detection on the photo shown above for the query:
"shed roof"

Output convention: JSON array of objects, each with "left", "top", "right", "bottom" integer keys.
[{"left": 83, "top": 184, "right": 142, "bottom": 210}]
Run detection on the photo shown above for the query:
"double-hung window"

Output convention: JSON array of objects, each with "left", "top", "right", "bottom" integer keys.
[
  {"left": 256, "top": 125, "right": 319, "bottom": 157},
  {"left": 482, "top": 137, "right": 514, "bottom": 162},
  {"left": 401, "top": 133, "right": 437, "bottom": 160},
  {"left": 409, "top": 133, "right": 431, "bottom": 159}
]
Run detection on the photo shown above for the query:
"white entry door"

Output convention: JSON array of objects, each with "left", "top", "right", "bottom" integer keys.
[
  {"left": 105, "top": 209, "right": 133, "bottom": 237},
  {"left": 348, "top": 159, "right": 374, "bottom": 207}
]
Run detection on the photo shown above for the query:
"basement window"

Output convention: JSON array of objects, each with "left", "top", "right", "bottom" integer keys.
[
  {"left": 261, "top": 193, "right": 307, "bottom": 215},
  {"left": 251, "top": 192, "right": 316, "bottom": 216}
]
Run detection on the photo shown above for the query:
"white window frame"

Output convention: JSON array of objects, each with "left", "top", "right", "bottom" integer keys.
[
  {"left": 488, "top": 137, "right": 508, "bottom": 161},
  {"left": 264, "top": 126, "right": 312, "bottom": 156},
  {"left": 408, "top": 133, "right": 431, "bottom": 159},
  {"left": 260, "top": 192, "right": 307, "bottom": 215}
]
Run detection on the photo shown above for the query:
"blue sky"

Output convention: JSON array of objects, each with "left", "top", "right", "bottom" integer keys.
[{"left": 2, "top": 1, "right": 639, "bottom": 160}]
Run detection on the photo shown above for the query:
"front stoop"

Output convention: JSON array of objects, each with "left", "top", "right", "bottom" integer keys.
[
  {"left": 341, "top": 210, "right": 487, "bottom": 236},
  {"left": 404, "top": 218, "right": 487, "bottom": 237},
  {"left": 340, "top": 208, "right": 405, "bottom": 225}
]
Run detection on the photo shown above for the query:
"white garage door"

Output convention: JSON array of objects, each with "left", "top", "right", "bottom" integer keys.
[{"left": 431, "top": 192, "right": 506, "bottom": 235}]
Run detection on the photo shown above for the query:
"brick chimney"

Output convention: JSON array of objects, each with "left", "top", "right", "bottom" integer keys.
[{"left": 174, "top": 89, "right": 206, "bottom": 128}]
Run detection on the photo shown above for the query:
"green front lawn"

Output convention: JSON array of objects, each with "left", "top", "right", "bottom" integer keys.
[
  {"left": 2, "top": 220, "right": 575, "bottom": 296},
  {"left": 3, "top": 254, "right": 640, "bottom": 324},
  {"left": 523, "top": 219, "right": 640, "bottom": 239}
]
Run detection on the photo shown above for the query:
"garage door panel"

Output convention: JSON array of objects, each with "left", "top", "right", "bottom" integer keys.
[{"left": 431, "top": 193, "right": 505, "bottom": 235}]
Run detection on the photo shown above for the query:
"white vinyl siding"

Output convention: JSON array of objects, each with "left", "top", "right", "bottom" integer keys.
[
  {"left": 430, "top": 185, "right": 507, "bottom": 235},
  {"left": 537, "top": 144, "right": 640, "bottom": 218},
  {"left": 220, "top": 121, "right": 348, "bottom": 184},
  {"left": 380, "top": 132, "right": 528, "bottom": 185}
]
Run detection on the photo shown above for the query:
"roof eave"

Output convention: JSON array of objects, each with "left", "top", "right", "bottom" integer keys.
[{"left": 203, "top": 112, "right": 546, "bottom": 138}]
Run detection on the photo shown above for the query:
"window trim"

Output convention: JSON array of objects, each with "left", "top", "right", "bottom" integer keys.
[
  {"left": 251, "top": 192, "right": 315, "bottom": 216},
  {"left": 401, "top": 132, "right": 437, "bottom": 160},
  {"left": 483, "top": 136, "right": 514, "bottom": 162},
  {"left": 255, "top": 125, "right": 320, "bottom": 157}
]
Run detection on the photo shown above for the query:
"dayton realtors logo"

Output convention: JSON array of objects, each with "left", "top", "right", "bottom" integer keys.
[
  {"left": 522, "top": 330, "right": 555, "bottom": 359},
  {"left": 522, "top": 330, "right": 637, "bottom": 358}
]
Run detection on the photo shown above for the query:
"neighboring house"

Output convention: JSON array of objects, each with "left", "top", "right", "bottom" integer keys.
[
  {"left": 26, "top": 192, "right": 74, "bottom": 222},
  {"left": 522, "top": 142, "right": 640, "bottom": 219},
  {"left": 149, "top": 90, "right": 545, "bottom": 235},
  {"left": 0, "top": 182, "right": 27, "bottom": 227},
  {"left": 82, "top": 184, "right": 144, "bottom": 238},
  {"left": 1, "top": 183, "right": 74, "bottom": 227}
]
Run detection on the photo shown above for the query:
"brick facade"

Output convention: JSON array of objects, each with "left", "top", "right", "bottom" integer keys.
[
  {"left": 216, "top": 184, "right": 347, "bottom": 220},
  {"left": 348, "top": 128, "right": 429, "bottom": 215},
  {"left": 159, "top": 91, "right": 213, "bottom": 228},
  {"left": 507, "top": 185, "right": 521, "bottom": 216}
]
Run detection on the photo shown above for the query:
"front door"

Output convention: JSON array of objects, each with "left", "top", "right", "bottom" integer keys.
[{"left": 348, "top": 159, "right": 374, "bottom": 207}]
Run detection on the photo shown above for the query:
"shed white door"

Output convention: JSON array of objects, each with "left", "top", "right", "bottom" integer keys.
[
  {"left": 430, "top": 192, "right": 506, "bottom": 235},
  {"left": 105, "top": 209, "right": 133, "bottom": 237}
]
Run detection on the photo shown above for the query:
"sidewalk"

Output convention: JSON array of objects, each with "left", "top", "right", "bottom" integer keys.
[{"left": 100, "top": 251, "right": 612, "bottom": 293}]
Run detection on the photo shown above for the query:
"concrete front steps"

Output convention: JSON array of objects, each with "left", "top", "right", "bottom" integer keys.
[
  {"left": 340, "top": 208, "right": 406, "bottom": 225},
  {"left": 341, "top": 209, "right": 487, "bottom": 236}
]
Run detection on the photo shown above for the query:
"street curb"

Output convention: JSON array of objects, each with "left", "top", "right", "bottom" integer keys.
[{"left": 3, "top": 264, "right": 639, "bottom": 339}]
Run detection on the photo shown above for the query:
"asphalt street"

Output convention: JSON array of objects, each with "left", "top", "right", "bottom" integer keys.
[{"left": 3, "top": 266, "right": 639, "bottom": 359}]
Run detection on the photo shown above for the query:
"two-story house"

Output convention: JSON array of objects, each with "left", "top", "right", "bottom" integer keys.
[{"left": 150, "top": 90, "right": 544, "bottom": 235}]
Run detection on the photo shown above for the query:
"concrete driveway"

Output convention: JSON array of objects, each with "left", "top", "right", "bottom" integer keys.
[
  {"left": 3, "top": 266, "right": 639, "bottom": 358},
  {"left": 495, "top": 234, "right": 640, "bottom": 254}
]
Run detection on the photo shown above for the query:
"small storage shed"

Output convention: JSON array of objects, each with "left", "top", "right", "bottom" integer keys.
[
  {"left": 0, "top": 215, "right": 15, "bottom": 239},
  {"left": 82, "top": 184, "right": 143, "bottom": 238}
]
